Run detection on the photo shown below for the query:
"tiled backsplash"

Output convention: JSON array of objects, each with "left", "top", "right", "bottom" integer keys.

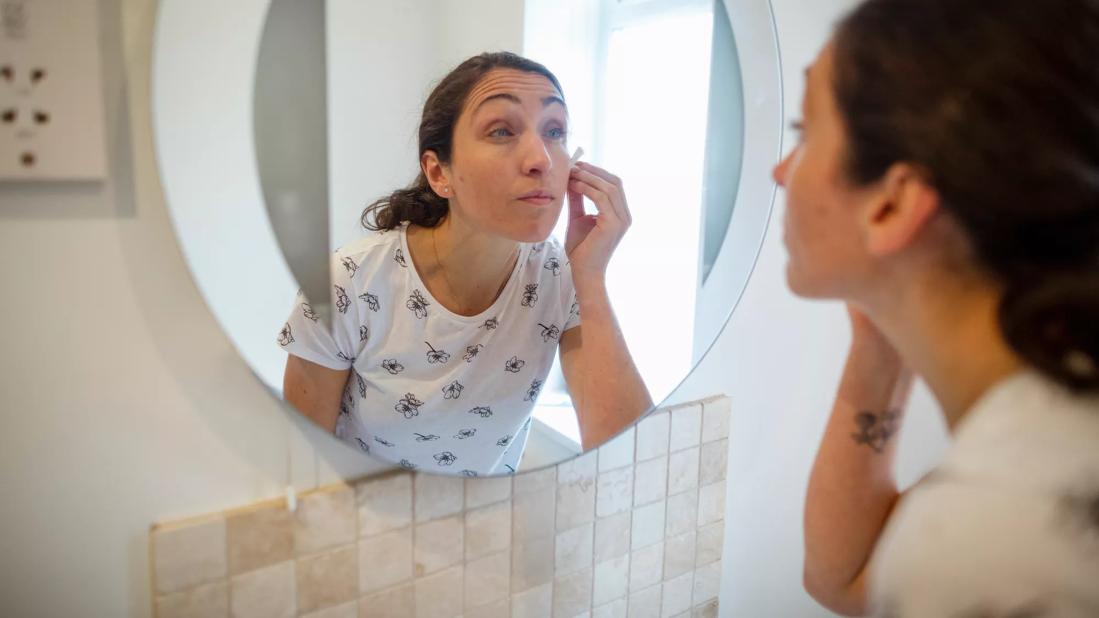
[{"left": 151, "top": 396, "right": 730, "bottom": 618}]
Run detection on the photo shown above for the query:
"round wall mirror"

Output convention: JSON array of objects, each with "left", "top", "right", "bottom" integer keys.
[{"left": 152, "top": 0, "right": 781, "bottom": 476}]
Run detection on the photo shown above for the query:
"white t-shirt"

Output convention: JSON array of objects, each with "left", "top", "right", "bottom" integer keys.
[
  {"left": 277, "top": 223, "right": 580, "bottom": 476},
  {"left": 870, "top": 370, "right": 1099, "bottom": 617}
]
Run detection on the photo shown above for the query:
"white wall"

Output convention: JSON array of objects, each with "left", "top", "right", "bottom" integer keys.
[{"left": 0, "top": 0, "right": 949, "bottom": 617}]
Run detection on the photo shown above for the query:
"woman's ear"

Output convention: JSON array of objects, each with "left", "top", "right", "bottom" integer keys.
[
  {"left": 421, "top": 150, "right": 451, "bottom": 197},
  {"left": 863, "top": 163, "right": 941, "bottom": 257}
]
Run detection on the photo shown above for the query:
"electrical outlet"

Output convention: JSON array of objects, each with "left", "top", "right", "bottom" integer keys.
[{"left": 0, "top": 0, "right": 106, "bottom": 181}]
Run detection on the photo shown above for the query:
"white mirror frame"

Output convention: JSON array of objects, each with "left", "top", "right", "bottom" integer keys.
[{"left": 151, "top": 0, "right": 782, "bottom": 437}]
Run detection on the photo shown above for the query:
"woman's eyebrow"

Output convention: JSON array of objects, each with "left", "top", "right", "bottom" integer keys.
[{"left": 472, "top": 93, "right": 567, "bottom": 114}]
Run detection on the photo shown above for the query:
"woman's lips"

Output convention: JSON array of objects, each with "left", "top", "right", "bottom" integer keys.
[{"left": 518, "top": 195, "right": 554, "bottom": 205}]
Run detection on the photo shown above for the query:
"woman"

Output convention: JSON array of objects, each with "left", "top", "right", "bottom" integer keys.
[
  {"left": 278, "top": 52, "right": 652, "bottom": 476},
  {"left": 779, "top": 0, "right": 1099, "bottom": 615}
]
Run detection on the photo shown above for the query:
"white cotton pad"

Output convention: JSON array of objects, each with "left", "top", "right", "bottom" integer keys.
[{"left": 569, "top": 146, "right": 585, "bottom": 166}]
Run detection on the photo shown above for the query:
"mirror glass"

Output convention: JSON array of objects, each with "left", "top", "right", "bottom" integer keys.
[{"left": 153, "top": 0, "right": 778, "bottom": 477}]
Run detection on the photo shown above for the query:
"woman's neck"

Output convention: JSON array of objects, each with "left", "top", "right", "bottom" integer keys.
[
  {"left": 406, "top": 215, "right": 521, "bottom": 316},
  {"left": 864, "top": 269, "right": 1024, "bottom": 431}
]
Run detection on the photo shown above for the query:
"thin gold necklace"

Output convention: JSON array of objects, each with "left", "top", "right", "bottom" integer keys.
[{"left": 431, "top": 225, "right": 518, "bottom": 315}]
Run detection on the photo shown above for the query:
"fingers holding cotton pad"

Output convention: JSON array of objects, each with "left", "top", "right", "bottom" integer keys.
[{"left": 569, "top": 147, "right": 585, "bottom": 167}]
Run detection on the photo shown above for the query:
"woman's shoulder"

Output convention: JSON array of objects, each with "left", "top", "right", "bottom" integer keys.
[{"left": 332, "top": 225, "right": 407, "bottom": 273}]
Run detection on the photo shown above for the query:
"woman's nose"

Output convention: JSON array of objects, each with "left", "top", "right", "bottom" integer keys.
[
  {"left": 773, "top": 151, "right": 791, "bottom": 187},
  {"left": 522, "top": 133, "right": 551, "bottom": 176}
]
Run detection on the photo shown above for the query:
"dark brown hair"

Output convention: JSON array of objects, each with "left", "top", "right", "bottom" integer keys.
[
  {"left": 361, "top": 52, "right": 564, "bottom": 231},
  {"left": 833, "top": 0, "right": 1099, "bottom": 392}
]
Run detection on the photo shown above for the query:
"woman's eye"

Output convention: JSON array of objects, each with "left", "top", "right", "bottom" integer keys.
[
  {"left": 545, "top": 126, "right": 567, "bottom": 140},
  {"left": 789, "top": 119, "right": 806, "bottom": 138},
  {"left": 489, "top": 127, "right": 513, "bottom": 138}
]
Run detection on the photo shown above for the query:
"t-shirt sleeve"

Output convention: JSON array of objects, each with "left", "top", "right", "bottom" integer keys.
[{"left": 276, "top": 250, "right": 366, "bottom": 370}]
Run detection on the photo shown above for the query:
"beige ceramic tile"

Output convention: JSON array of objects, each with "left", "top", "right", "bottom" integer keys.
[
  {"left": 465, "top": 598, "right": 510, "bottom": 618},
  {"left": 414, "top": 473, "right": 465, "bottom": 523},
  {"left": 357, "top": 474, "right": 413, "bottom": 537},
  {"left": 593, "top": 511, "right": 631, "bottom": 563},
  {"left": 630, "top": 501, "right": 666, "bottom": 551},
  {"left": 414, "top": 564, "right": 463, "bottom": 618},
  {"left": 633, "top": 456, "right": 667, "bottom": 507},
  {"left": 634, "top": 413, "right": 669, "bottom": 462},
  {"left": 595, "top": 468, "right": 633, "bottom": 518},
  {"left": 591, "top": 598, "right": 627, "bottom": 618},
  {"left": 511, "top": 535, "right": 555, "bottom": 593},
  {"left": 662, "top": 532, "right": 696, "bottom": 581},
  {"left": 296, "top": 485, "right": 356, "bottom": 555},
  {"left": 414, "top": 514, "right": 464, "bottom": 576},
  {"left": 358, "top": 582, "right": 414, "bottom": 618},
  {"left": 466, "top": 475, "right": 512, "bottom": 510},
  {"left": 557, "top": 477, "right": 596, "bottom": 532},
  {"left": 513, "top": 466, "right": 556, "bottom": 496},
  {"left": 592, "top": 554, "right": 629, "bottom": 608},
  {"left": 691, "top": 599, "right": 718, "bottom": 618},
  {"left": 553, "top": 567, "right": 593, "bottom": 618},
  {"left": 692, "top": 560, "right": 721, "bottom": 607},
  {"left": 597, "top": 427, "right": 635, "bottom": 473},
  {"left": 698, "top": 441, "right": 727, "bottom": 487},
  {"left": 359, "top": 527, "right": 413, "bottom": 594},
  {"left": 297, "top": 545, "right": 358, "bottom": 614},
  {"left": 666, "top": 448, "right": 699, "bottom": 498},
  {"left": 668, "top": 406, "right": 702, "bottom": 453},
  {"left": 554, "top": 523, "right": 594, "bottom": 576},
  {"left": 301, "top": 601, "right": 357, "bottom": 618},
  {"left": 229, "top": 560, "right": 295, "bottom": 618},
  {"left": 627, "top": 584, "right": 661, "bottom": 618},
  {"left": 227, "top": 501, "right": 294, "bottom": 575},
  {"left": 696, "top": 484, "right": 725, "bottom": 528},
  {"left": 511, "top": 582, "right": 552, "bottom": 618},
  {"left": 513, "top": 484, "right": 555, "bottom": 544},
  {"left": 694, "top": 523, "right": 723, "bottom": 568},
  {"left": 700, "top": 399, "right": 730, "bottom": 443},
  {"left": 557, "top": 451, "right": 597, "bottom": 485},
  {"left": 464, "top": 551, "right": 510, "bottom": 610},
  {"left": 155, "top": 580, "right": 228, "bottom": 618},
  {"left": 465, "top": 500, "right": 510, "bottom": 562},
  {"left": 152, "top": 514, "right": 227, "bottom": 594},
  {"left": 664, "top": 490, "right": 698, "bottom": 539},
  {"left": 628, "top": 542, "right": 664, "bottom": 593},
  {"left": 660, "top": 572, "right": 693, "bottom": 618}
]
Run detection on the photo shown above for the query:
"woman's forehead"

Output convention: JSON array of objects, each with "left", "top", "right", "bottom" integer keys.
[{"left": 464, "top": 69, "right": 564, "bottom": 114}]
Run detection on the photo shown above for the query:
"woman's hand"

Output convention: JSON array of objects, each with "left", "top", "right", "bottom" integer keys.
[{"left": 564, "top": 161, "right": 633, "bottom": 284}]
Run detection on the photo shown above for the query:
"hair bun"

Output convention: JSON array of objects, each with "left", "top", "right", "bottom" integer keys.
[{"left": 1000, "top": 271, "right": 1099, "bottom": 392}]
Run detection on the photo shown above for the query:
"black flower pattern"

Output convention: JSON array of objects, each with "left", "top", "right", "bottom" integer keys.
[
  {"left": 531, "top": 242, "right": 545, "bottom": 254},
  {"left": 425, "top": 342, "right": 450, "bottom": 364},
  {"left": 414, "top": 433, "right": 439, "bottom": 442},
  {"left": 406, "top": 289, "right": 429, "bottom": 319},
  {"left": 335, "top": 285, "right": 351, "bottom": 314},
  {"left": 339, "top": 401, "right": 350, "bottom": 417},
  {"left": 336, "top": 351, "right": 355, "bottom": 363},
  {"left": 341, "top": 256, "right": 358, "bottom": 276},
  {"left": 395, "top": 393, "right": 424, "bottom": 419},
  {"left": 399, "top": 459, "right": 417, "bottom": 470},
  {"left": 463, "top": 344, "right": 484, "bottom": 362},
  {"left": 538, "top": 323, "right": 560, "bottom": 342},
  {"left": 359, "top": 291, "right": 380, "bottom": 312},
  {"left": 469, "top": 406, "right": 493, "bottom": 418},
  {"left": 374, "top": 436, "right": 395, "bottom": 447},
  {"left": 524, "top": 379, "right": 543, "bottom": 402},
  {"left": 505, "top": 356, "right": 526, "bottom": 373},
  {"left": 521, "top": 283, "right": 539, "bottom": 308},
  {"left": 434, "top": 451, "right": 457, "bottom": 466},
  {"left": 355, "top": 438, "right": 370, "bottom": 453},
  {"left": 360, "top": 325, "right": 369, "bottom": 342},
  {"left": 382, "top": 359, "right": 405, "bottom": 375},
  {"left": 394, "top": 248, "right": 407, "bottom": 267},
  {"left": 278, "top": 323, "right": 294, "bottom": 346},
  {"left": 454, "top": 428, "right": 476, "bottom": 440},
  {"left": 480, "top": 317, "right": 499, "bottom": 330},
  {"left": 497, "top": 434, "right": 512, "bottom": 447},
  {"left": 461, "top": 470, "right": 478, "bottom": 477},
  {"left": 301, "top": 302, "right": 319, "bottom": 322},
  {"left": 544, "top": 257, "right": 561, "bottom": 276},
  {"left": 355, "top": 372, "right": 366, "bottom": 398},
  {"left": 442, "top": 380, "right": 464, "bottom": 400},
  {"left": 504, "top": 464, "right": 516, "bottom": 474}
]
